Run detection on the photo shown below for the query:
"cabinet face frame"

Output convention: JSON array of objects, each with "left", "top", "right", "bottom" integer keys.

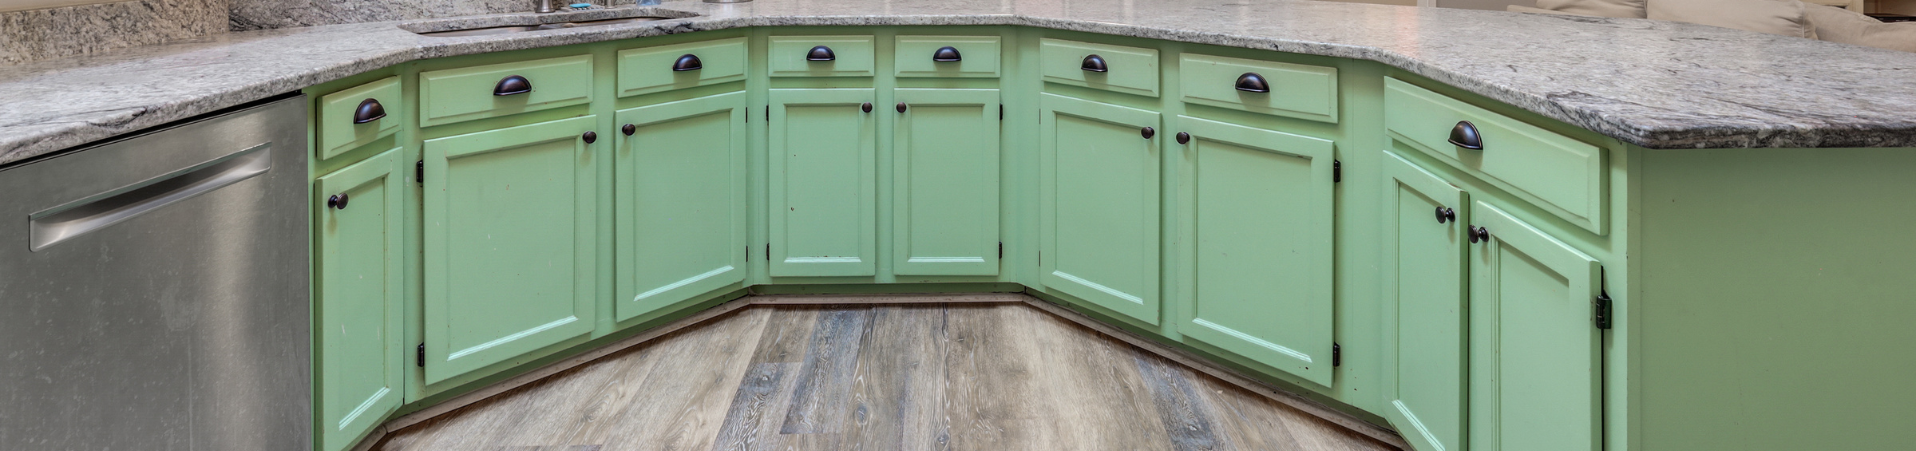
[
  {"left": 613, "top": 91, "right": 750, "bottom": 323},
  {"left": 1379, "top": 151, "right": 1470, "bottom": 451},
  {"left": 767, "top": 88, "right": 879, "bottom": 278},
  {"left": 313, "top": 148, "right": 406, "bottom": 451},
  {"left": 1038, "top": 93, "right": 1163, "bottom": 325},
  {"left": 891, "top": 88, "right": 1002, "bottom": 276}
]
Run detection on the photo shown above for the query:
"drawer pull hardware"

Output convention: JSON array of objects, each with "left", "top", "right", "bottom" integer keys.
[
  {"left": 1081, "top": 54, "right": 1108, "bottom": 72},
  {"left": 1436, "top": 207, "right": 1456, "bottom": 224},
  {"left": 581, "top": 131, "right": 597, "bottom": 144},
  {"left": 1235, "top": 73, "right": 1271, "bottom": 93},
  {"left": 1140, "top": 126, "right": 1155, "bottom": 139},
  {"left": 672, "top": 54, "right": 703, "bottom": 71},
  {"left": 622, "top": 124, "right": 636, "bottom": 136},
  {"left": 933, "top": 46, "right": 962, "bottom": 62},
  {"left": 1449, "top": 121, "right": 1484, "bottom": 150},
  {"left": 1469, "top": 225, "right": 1490, "bottom": 243},
  {"left": 807, "top": 45, "right": 836, "bottom": 61},
  {"left": 897, "top": 102, "right": 907, "bottom": 113},
  {"left": 861, "top": 102, "right": 873, "bottom": 113},
  {"left": 352, "top": 98, "right": 386, "bottom": 124},
  {"left": 494, "top": 75, "right": 532, "bottom": 96},
  {"left": 1176, "top": 132, "right": 1191, "bottom": 144},
  {"left": 327, "top": 194, "right": 349, "bottom": 210}
]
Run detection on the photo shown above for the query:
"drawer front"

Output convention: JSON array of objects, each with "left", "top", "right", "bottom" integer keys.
[
  {"left": 894, "top": 35, "right": 1001, "bottom": 78},
  {"left": 1039, "top": 38, "right": 1159, "bottom": 97},
  {"left": 617, "top": 37, "right": 748, "bottom": 97},
  {"left": 419, "top": 54, "right": 594, "bottom": 127},
  {"left": 1180, "top": 53, "right": 1338, "bottom": 123},
  {"left": 1384, "top": 77, "right": 1606, "bottom": 234},
  {"left": 318, "top": 77, "right": 403, "bottom": 160},
  {"left": 768, "top": 35, "right": 876, "bottom": 77}
]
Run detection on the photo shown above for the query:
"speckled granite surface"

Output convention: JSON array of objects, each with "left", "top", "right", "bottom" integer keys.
[
  {"left": 1, "top": 0, "right": 1914, "bottom": 165},
  {"left": 229, "top": 0, "right": 641, "bottom": 30},
  {"left": 0, "top": 0, "right": 228, "bottom": 65}
]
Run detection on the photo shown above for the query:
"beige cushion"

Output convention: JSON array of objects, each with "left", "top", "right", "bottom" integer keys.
[
  {"left": 1803, "top": 2, "right": 1916, "bottom": 52},
  {"left": 1648, "top": 0, "right": 1818, "bottom": 38},
  {"left": 1507, "top": 5, "right": 1607, "bottom": 17},
  {"left": 1536, "top": 0, "right": 1648, "bottom": 18}
]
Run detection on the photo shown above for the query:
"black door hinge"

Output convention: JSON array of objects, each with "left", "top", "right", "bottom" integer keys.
[
  {"left": 999, "top": 104, "right": 1004, "bottom": 120},
  {"left": 765, "top": 245, "right": 771, "bottom": 261},
  {"left": 1332, "top": 343, "right": 1342, "bottom": 367},
  {"left": 416, "top": 343, "right": 425, "bottom": 367},
  {"left": 765, "top": 106, "right": 770, "bottom": 121},
  {"left": 416, "top": 160, "right": 425, "bottom": 184},
  {"left": 1594, "top": 292, "right": 1613, "bottom": 330},
  {"left": 998, "top": 242, "right": 1004, "bottom": 259},
  {"left": 745, "top": 246, "right": 750, "bottom": 261},
  {"left": 1333, "top": 160, "right": 1342, "bottom": 183}
]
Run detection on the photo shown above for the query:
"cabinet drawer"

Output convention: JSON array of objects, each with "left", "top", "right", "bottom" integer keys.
[
  {"left": 894, "top": 35, "right": 1000, "bottom": 78},
  {"left": 1179, "top": 54, "right": 1337, "bottom": 123},
  {"left": 617, "top": 37, "right": 748, "bottom": 97},
  {"left": 1384, "top": 77, "right": 1606, "bottom": 234},
  {"left": 1039, "top": 38, "right": 1159, "bottom": 97},
  {"left": 317, "top": 77, "right": 402, "bottom": 160},
  {"left": 768, "top": 35, "right": 876, "bottom": 77},
  {"left": 418, "top": 54, "right": 594, "bottom": 127}
]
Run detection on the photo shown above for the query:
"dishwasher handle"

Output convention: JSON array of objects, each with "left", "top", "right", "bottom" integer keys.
[{"left": 29, "top": 143, "right": 273, "bottom": 251}]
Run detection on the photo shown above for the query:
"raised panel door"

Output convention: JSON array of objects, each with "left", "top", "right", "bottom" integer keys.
[
  {"left": 1039, "top": 93, "right": 1161, "bottom": 325},
  {"left": 1468, "top": 201, "right": 1603, "bottom": 451},
  {"left": 614, "top": 92, "right": 748, "bottom": 322},
  {"left": 1380, "top": 151, "right": 1470, "bottom": 451},
  {"left": 313, "top": 148, "right": 405, "bottom": 451},
  {"left": 892, "top": 88, "right": 1000, "bottom": 276},
  {"left": 768, "top": 88, "right": 878, "bottom": 277}
]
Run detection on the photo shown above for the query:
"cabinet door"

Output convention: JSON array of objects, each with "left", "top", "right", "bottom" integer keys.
[
  {"left": 1469, "top": 201, "right": 1602, "bottom": 451},
  {"left": 422, "top": 116, "right": 598, "bottom": 384},
  {"left": 1175, "top": 115, "right": 1336, "bottom": 386},
  {"left": 1039, "top": 93, "right": 1161, "bottom": 324},
  {"left": 314, "top": 148, "right": 405, "bottom": 451},
  {"left": 892, "top": 88, "right": 1000, "bottom": 276},
  {"left": 614, "top": 92, "right": 748, "bottom": 323},
  {"left": 1381, "top": 151, "right": 1469, "bottom": 451},
  {"left": 768, "top": 88, "right": 878, "bottom": 277}
]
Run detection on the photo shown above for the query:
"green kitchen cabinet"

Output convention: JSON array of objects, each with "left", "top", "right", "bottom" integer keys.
[
  {"left": 1173, "top": 115, "right": 1336, "bottom": 387},
  {"left": 613, "top": 92, "right": 749, "bottom": 322},
  {"left": 1380, "top": 151, "right": 1469, "bottom": 451},
  {"left": 420, "top": 115, "right": 599, "bottom": 385},
  {"left": 1039, "top": 93, "right": 1162, "bottom": 325},
  {"left": 768, "top": 88, "right": 878, "bottom": 278},
  {"left": 891, "top": 88, "right": 1001, "bottom": 276},
  {"left": 313, "top": 148, "right": 406, "bottom": 451}
]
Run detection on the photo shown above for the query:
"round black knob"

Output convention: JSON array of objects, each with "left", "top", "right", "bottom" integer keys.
[
  {"left": 327, "top": 194, "right": 349, "bottom": 210},
  {"left": 353, "top": 98, "right": 386, "bottom": 124},
  {"left": 1082, "top": 54, "right": 1108, "bottom": 72},
  {"left": 582, "top": 131, "right": 597, "bottom": 144},
  {"left": 494, "top": 75, "right": 531, "bottom": 96},
  {"left": 897, "top": 102, "right": 907, "bottom": 113},
  {"left": 1469, "top": 225, "right": 1490, "bottom": 244},
  {"left": 933, "top": 46, "right": 962, "bottom": 62},
  {"left": 1235, "top": 73, "right": 1271, "bottom": 93},
  {"left": 861, "top": 102, "right": 873, "bottom": 113},
  {"left": 807, "top": 45, "right": 836, "bottom": 61},
  {"left": 1449, "top": 121, "right": 1484, "bottom": 150},
  {"left": 621, "top": 124, "right": 636, "bottom": 136},
  {"left": 1436, "top": 207, "right": 1456, "bottom": 224},
  {"left": 1175, "top": 132, "right": 1191, "bottom": 144},
  {"left": 1141, "top": 126, "right": 1155, "bottom": 139},
  {"left": 672, "top": 54, "right": 703, "bottom": 71}
]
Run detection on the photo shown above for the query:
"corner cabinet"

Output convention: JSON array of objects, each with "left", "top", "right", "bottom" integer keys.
[
  {"left": 1039, "top": 93, "right": 1162, "bottom": 325},
  {"left": 613, "top": 91, "right": 749, "bottom": 323},
  {"left": 313, "top": 148, "right": 406, "bottom": 451},
  {"left": 421, "top": 116, "right": 600, "bottom": 384},
  {"left": 768, "top": 88, "right": 879, "bottom": 277}
]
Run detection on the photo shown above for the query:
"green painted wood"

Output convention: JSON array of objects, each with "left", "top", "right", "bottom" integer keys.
[
  {"left": 318, "top": 77, "right": 403, "bottom": 161},
  {"left": 418, "top": 54, "right": 595, "bottom": 127},
  {"left": 768, "top": 88, "right": 878, "bottom": 277},
  {"left": 314, "top": 147, "right": 405, "bottom": 451},
  {"left": 1384, "top": 78, "right": 1605, "bottom": 235},
  {"left": 767, "top": 35, "right": 877, "bottom": 77},
  {"left": 1379, "top": 151, "right": 1469, "bottom": 451},
  {"left": 1468, "top": 201, "right": 1601, "bottom": 451},
  {"left": 1039, "top": 93, "right": 1161, "bottom": 325},
  {"left": 1173, "top": 115, "right": 1336, "bottom": 387},
  {"left": 421, "top": 115, "right": 599, "bottom": 384},
  {"left": 893, "top": 35, "right": 1001, "bottom": 78},
  {"left": 891, "top": 88, "right": 1001, "bottom": 276},
  {"left": 613, "top": 91, "right": 749, "bottom": 322},
  {"left": 1038, "top": 38, "right": 1159, "bottom": 98},
  {"left": 1179, "top": 53, "right": 1337, "bottom": 123},
  {"left": 616, "top": 37, "right": 749, "bottom": 98}
]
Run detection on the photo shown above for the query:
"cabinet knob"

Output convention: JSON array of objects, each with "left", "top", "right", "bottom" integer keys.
[
  {"left": 494, "top": 75, "right": 532, "bottom": 96},
  {"left": 621, "top": 124, "right": 636, "bottom": 136},
  {"left": 672, "top": 54, "right": 703, "bottom": 71},
  {"left": 897, "top": 102, "right": 907, "bottom": 113},
  {"left": 1141, "top": 126, "right": 1156, "bottom": 139},
  {"left": 1081, "top": 54, "right": 1108, "bottom": 72},
  {"left": 1436, "top": 207, "right": 1456, "bottom": 224},
  {"left": 861, "top": 102, "right": 873, "bottom": 113},
  {"left": 807, "top": 45, "right": 836, "bottom": 61},
  {"left": 1235, "top": 73, "right": 1271, "bottom": 93},
  {"left": 327, "top": 193, "right": 349, "bottom": 210},
  {"left": 352, "top": 98, "right": 386, "bottom": 124},
  {"left": 582, "top": 131, "right": 597, "bottom": 144},
  {"left": 1469, "top": 225, "right": 1490, "bottom": 243},
  {"left": 1449, "top": 121, "right": 1484, "bottom": 150},
  {"left": 933, "top": 46, "right": 962, "bottom": 62},
  {"left": 1175, "top": 132, "right": 1191, "bottom": 144}
]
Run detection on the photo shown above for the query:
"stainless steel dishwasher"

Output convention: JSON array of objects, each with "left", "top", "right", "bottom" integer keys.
[{"left": 0, "top": 95, "right": 311, "bottom": 450}]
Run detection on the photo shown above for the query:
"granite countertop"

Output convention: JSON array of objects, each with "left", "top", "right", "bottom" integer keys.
[{"left": 2, "top": 0, "right": 1914, "bottom": 165}]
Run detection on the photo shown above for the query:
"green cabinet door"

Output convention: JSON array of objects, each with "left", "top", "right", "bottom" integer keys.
[
  {"left": 769, "top": 88, "right": 878, "bottom": 277},
  {"left": 892, "top": 88, "right": 1001, "bottom": 276},
  {"left": 1039, "top": 93, "right": 1161, "bottom": 325},
  {"left": 314, "top": 148, "right": 405, "bottom": 451},
  {"left": 422, "top": 116, "right": 599, "bottom": 384},
  {"left": 1174, "top": 115, "right": 1336, "bottom": 386},
  {"left": 1468, "top": 201, "right": 1603, "bottom": 451},
  {"left": 1380, "top": 151, "right": 1469, "bottom": 451},
  {"left": 613, "top": 92, "right": 748, "bottom": 322}
]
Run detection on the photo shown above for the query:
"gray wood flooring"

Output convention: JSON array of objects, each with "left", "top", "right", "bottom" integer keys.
[{"left": 373, "top": 303, "right": 1398, "bottom": 451}]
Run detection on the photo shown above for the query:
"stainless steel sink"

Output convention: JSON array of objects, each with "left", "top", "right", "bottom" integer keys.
[{"left": 418, "top": 16, "right": 675, "bottom": 37}]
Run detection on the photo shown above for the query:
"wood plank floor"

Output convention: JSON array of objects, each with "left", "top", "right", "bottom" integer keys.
[{"left": 373, "top": 303, "right": 1399, "bottom": 451}]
